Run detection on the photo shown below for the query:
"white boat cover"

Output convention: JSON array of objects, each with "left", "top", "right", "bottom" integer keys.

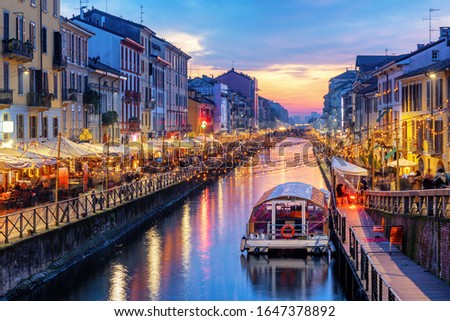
[
  {"left": 331, "top": 156, "right": 368, "bottom": 176},
  {"left": 253, "top": 182, "right": 327, "bottom": 209}
]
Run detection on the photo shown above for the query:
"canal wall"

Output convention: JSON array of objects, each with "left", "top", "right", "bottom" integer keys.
[
  {"left": 0, "top": 175, "right": 214, "bottom": 300},
  {"left": 365, "top": 209, "right": 450, "bottom": 284}
]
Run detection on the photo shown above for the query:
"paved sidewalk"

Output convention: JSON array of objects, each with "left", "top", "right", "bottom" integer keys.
[{"left": 337, "top": 203, "right": 450, "bottom": 301}]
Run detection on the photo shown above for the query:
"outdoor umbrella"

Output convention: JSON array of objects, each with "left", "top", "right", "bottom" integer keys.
[{"left": 387, "top": 158, "right": 417, "bottom": 167}]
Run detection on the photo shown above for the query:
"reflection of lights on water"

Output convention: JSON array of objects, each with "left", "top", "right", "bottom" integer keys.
[
  {"left": 108, "top": 263, "right": 128, "bottom": 301},
  {"left": 181, "top": 203, "right": 192, "bottom": 275},
  {"left": 146, "top": 227, "right": 162, "bottom": 300}
]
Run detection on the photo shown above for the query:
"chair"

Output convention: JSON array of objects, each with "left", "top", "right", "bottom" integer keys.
[{"left": 336, "top": 196, "right": 347, "bottom": 206}]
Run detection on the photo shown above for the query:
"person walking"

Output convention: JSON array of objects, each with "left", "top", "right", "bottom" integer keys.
[
  {"left": 433, "top": 168, "right": 448, "bottom": 189},
  {"left": 411, "top": 170, "right": 423, "bottom": 190},
  {"left": 422, "top": 169, "right": 434, "bottom": 189}
]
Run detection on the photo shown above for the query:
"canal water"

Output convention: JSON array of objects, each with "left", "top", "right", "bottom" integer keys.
[{"left": 17, "top": 139, "right": 347, "bottom": 301}]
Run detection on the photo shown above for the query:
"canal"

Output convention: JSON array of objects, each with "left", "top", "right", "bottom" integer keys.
[{"left": 17, "top": 139, "right": 347, "bottom": 301}]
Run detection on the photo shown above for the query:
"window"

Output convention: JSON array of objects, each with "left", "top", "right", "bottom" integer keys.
[
  {"left": 31, "top": 0, "right": 36, "bottom": 7},
  {"left": 3, "top": 114, "right": 10, "bottom": 140},
  {"left": 78, "top": 106, "right": 82, "bottom": 131},
  {"left": 432, "top": 50, "right": 439, "bottom": 61},
  {"left": 77, "top": 74, "right": 82, "bottom": 93},
  {"left": 43, "top": 71, "right": 48, "bottom": 92},
  {"left": 53, "top": 74, "right": 58, "bottom": 98},
  {"left": 71, "top": 105, "right": 75, "bottom": 136},
  {"left": 41, "top": 116, "right": 48, "bottom": 138},
  {"left": 29, "top": 22, "right": 36, "bottom": 49},
  {"left": 16, "top": 16, "right": 24, "bottom": 42},
  {"left": 29, "top": 116, "right": 38, "bottom": 139},
  {"left": 18, "top": 67, "right": 24, "bottom": 94},
  {"left": 42, "top": 0, "right": 48, "bottom": 12},
  {"left": 41, "top": 26, "right": 47, "bottom": 53},
  {"left": 3, "top": 11, "right": 9, "bottom": 40},
  {"left": 71, "top": 34, "right": 74, "bottom": 62},
  {"left": 17, "top": 114, "right": 24, "bottom": 139},
  {"left": 53, "top": 117, "right": 58, "bottom": 138},
  {"left": 3, "top": 62, "right": 9, "bottom": 90},
  {"left": 53, "top": 0, "right": 58, "bottom": 17}
]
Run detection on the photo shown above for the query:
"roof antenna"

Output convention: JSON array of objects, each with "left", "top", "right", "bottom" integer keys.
[
  {"left": 105, "top": 0, "right": 108, "bottom": 12},
  {"left": 423, "top": 8, "right": 440, "bottom": 43},
  {"left": 78, "top": 0, "right": 89, "bottom": 18},
  {"left": 140, "top": 6, "right": 144, "bottom": 24}
]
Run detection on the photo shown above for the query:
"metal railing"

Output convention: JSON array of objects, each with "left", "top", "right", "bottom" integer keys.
[
  {"left": 0, "top": 167, "right": 199, "bottom": 244},
  {"left": 366, "top": 189, "right": 450, "bottom": 218},
  {"left": 349, "top": 226, "right": 401, "bottom": 301}
]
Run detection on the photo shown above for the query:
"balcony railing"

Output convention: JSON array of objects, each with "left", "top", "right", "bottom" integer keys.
[
  {"left": 0, "top": 89, "right": 13, "bottom": 105},
  {"left": 62, "top": 88, "right": 78, "bottom": 101},
  {"left": 124, "top": 90, "right": 141, "bottom": 103},
  {"left": 2, "top": 39, "right": 34, "bottom": 63},
  {"left": 27, "top": 92, "right": 53, "bottom": 108},
  {"left": 128, "top": 120, "right": 140, "bottom": 132},
  {"left": 53, "top": 55, "right": 67, "bottom": 70}
]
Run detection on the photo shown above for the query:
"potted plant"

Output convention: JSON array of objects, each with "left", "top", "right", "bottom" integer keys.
[
  {"left": 102, "top": 110, "right": 118, "bottom": 125},
  {"left": 129, "top": 116, "right": 140, "bottom": 131}
]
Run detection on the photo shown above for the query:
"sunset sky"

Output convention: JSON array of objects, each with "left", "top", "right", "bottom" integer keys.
[{"left": 62, "top": 0, "right": 450, "bottom": 115}]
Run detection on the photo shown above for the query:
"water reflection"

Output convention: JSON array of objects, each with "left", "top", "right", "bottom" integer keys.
[
  {"left": 146, "top": 227, "right": 162, "bottom": 300},
  {"left": 181, "top": 203, "right": 192, "bottom": 277},
  {"left": 108, "top": 263, "right": 128, "bottom": 301},
  {"left": 240, "top": 254, "right": 334, "bottom": 300}
]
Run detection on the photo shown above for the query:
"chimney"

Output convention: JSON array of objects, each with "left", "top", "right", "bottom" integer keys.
[
  {"left": 417, "top": 44, "right": 425, "bottom": 50},
  {"left": 439, "top": 27, "right": 450, "bottom": 40}
]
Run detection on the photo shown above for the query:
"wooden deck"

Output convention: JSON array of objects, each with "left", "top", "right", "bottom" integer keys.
[{"left": 336, "top": 203, "right": 450, "bottom": 301}]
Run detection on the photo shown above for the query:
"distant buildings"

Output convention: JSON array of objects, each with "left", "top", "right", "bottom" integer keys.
[{"left": 0, "top": 1, "right": 291, "bottom": 151}]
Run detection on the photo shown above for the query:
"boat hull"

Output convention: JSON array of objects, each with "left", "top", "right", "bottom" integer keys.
[{"left": 242, "top": 235, "right": 329, "bottom": 255}]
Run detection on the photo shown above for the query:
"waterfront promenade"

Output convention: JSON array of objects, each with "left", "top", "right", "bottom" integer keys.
[{"left": 336, "top": 203, "right": 450, "bottom": 300}]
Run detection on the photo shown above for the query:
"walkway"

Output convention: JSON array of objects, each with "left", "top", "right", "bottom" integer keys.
[{"left": 337, "top": 203, "right": 450, "bottom": 301}]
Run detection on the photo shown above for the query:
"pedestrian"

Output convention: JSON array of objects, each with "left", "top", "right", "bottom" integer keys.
[
  {"left": 336, "top": 183, "right": 350, "bottom": 204},
  {"left": 410, "top": 170, "right": 423, "bottom": 190},
  {"left": 422, "top": 169, "right": 434, "bottom": 189},
  {"left": 432, "top": 168, "right": 448, "bottom": 189}
]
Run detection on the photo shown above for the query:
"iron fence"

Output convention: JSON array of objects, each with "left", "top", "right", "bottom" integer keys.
[
  {"left": 349, "top": 226, "right": 401, "bottom": 301},
  {"left": 0, "top": 167, "right": 198, "bottom": 244},
  {"left": 366, "top": 189, "right": 450, "bottom": 218}
]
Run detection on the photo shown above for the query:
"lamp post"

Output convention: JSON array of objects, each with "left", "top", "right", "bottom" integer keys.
[
  {"left": 201, "top": 120, "right": 207, "bottom": 160},
  {"left": 395, "top": 118, "right": 400, "bottom": 190}
]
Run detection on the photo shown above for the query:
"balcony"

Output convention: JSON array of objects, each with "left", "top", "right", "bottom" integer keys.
[
  {"left": 144, "top": 100, "right": 156, "bottom": 110},
  {"left": 128, "top": 118, "right": 140, "bottom": 132},
  {"left": 0, "top": 89, "right": 13, "bottom": 109},
  {"left": 124, "top": 90, "right": 141, "bottom": 103},
  {"left": 53, "top": 55, "right": 67, "bottom": 70},
  {"left": 2, "top": 39, "right": 34, "bottom": 63},
  {"left": 27, "top": 91, "right": 53, "bottom": 111},
  {"left": 62, "top": 88, "right": 78, "bottom": 102}
]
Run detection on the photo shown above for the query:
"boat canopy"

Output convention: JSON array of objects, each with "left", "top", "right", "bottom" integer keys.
[
  {"left": 253, "top": 182, "right": 328, "bottom": 209},
  {"left": 331, "top": 156, "right": 368, "bottom": 176}
]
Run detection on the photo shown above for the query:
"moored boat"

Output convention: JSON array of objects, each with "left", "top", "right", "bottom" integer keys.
[{"left": 240, "top": 182, "right": 330, "bottom": 255}]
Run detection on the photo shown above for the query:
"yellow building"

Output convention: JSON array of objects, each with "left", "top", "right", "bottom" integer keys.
[{"left": 1, "top": 0, "right": 62, "bottom": 146}]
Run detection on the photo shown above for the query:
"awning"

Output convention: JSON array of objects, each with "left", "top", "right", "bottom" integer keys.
[
  {"left": 331, "top": 156, "right": 368, "bottom": 176},
  {"left": 387, "top": 158, "right": 417, "bottom": 167}
]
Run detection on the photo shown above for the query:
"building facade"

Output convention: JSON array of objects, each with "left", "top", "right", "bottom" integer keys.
[{"left": 1, "top": 0, "right": 62, "bottom": 146}]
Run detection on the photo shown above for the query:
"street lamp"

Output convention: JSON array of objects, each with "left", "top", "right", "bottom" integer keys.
[
  {"left": 201, "top": 120, "right": 207, "bottom": 159},
  {"left": 425, "top": 72, "right": 436, "bottom": 156}
]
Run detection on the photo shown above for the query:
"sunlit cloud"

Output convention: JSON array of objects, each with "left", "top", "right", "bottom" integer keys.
[{"left": 158, "top": 31, "right": 211, "bottom": 57}]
